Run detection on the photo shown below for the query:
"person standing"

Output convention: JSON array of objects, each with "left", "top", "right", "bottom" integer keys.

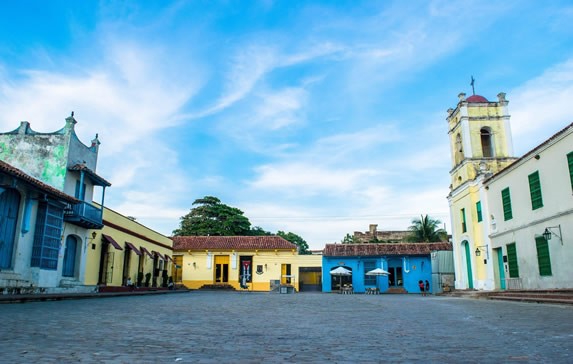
[
  {"left": 418, "top": 280, "right": 425, "bottom": 296},
  {"left": 425, "top": 280, "right": 430, "bottom": 295}
]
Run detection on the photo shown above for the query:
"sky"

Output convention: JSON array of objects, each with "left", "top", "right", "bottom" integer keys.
[{"left": 1, "top": 1, "right": 572, "bottom": 249}]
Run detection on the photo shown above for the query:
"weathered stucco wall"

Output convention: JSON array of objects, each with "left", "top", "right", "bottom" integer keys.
[{"left": 0, "top": 132, "right": 69, "bottom": 190}]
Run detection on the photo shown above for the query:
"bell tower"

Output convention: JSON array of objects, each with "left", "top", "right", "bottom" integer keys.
[
  {"left": 446, "top": 89, "right": 518, "bottom": 291},
  {"left": 447, "top": 92, "right": 516, "bottom": 191}
]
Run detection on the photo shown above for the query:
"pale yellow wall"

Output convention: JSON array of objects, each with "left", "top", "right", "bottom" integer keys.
[
  {"left": 176, "top": 250, "right": 322, "bottom": 291},
  {"left": 450, "top": 183, "right": 488, "bottom": 281},
  {"left": 85, "top": 205, "right": 173, "bottom": 287}
]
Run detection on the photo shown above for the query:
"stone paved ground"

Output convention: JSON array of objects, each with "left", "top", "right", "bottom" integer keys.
[{"left": 0, "top": 292, "right": 572, "bottom": 363}]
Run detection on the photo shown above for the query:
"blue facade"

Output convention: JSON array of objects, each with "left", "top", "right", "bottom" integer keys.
[{"left": 322, "top": 255, "right": 433, "bottom": 293}]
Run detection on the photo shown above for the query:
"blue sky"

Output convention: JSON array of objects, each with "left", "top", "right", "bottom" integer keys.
[{"left": 1, "top": 1, "right": 572, "bottom": 249}]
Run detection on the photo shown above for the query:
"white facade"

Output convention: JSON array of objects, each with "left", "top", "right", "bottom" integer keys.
[{"left": 485, "top": 124, "right": 573, "bottom": 289}]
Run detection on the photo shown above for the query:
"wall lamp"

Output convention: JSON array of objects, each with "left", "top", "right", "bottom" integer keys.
[
  {"left": 543, "top": 225, "right": 563, "bottom": 245},
  {"left": 475, "top": 245, "right": 489, "bottom": 259},
  {"left": 193, "top": 262, "right": 197, "bottom": 269},
  {"left": 91, "top": 231, "right": 97, "bottom": 239},
  {"left": 264, "top": 264, "right": 268, "bottom": 271}
]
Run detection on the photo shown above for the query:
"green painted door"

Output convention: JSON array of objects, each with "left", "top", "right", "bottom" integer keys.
[
  {"left": 463, "top": 241, "right": 473, "bottom": 289},
  {"left": 495, "top": 248, "right": 506, "bottom": 290}
]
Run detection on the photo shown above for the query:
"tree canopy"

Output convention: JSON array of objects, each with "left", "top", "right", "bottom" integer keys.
[
  {"left": 277, "top": 231, "right": 311, "bottom": 255},
  {"left": 173, "top": 197, "right": 311, "bottom": 255},
  {"left": 341, "top": 233, "right": 359, "bottom": 244},
  {"left": 406, "top": 214, "right": 448, "bottom": 242},
  {"left": 172, "top": 196, "right": 252, "bottom": 236}
]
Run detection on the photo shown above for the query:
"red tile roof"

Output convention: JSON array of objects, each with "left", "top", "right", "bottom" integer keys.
[
  {"left": 323, "top": 242, "right": 452, "bottom": 257},
  {"left": 173, "top": 236, "right": 297, "bottom": 251},
  {"left": 466, "top": 94, "right": 488, "bottom": 103},
  {"left": 0, "top": 160, "right": 78, "bottom": 203}
]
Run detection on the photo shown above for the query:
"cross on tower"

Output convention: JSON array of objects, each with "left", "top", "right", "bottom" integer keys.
[{"left": 470, "top": 76, "right": 475, "bottom": 95}]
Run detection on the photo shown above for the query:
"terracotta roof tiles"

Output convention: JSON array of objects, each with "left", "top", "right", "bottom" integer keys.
[
  {"left": 323, "top": 242, "right": 452, "bottom": 257},
  {"left": 173, "top": 236, "right": 297, "bottom": 251},
  {"left": 0, "top": 160, "right": 78, "bottom": 203}
]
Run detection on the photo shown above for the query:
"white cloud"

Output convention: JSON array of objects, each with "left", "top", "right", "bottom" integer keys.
[
  {"left": 510, "top": 58, "right": 573, "bottom": 154},
  {"left": 250, "top": 163, "right": 379, "bottom": 195}
]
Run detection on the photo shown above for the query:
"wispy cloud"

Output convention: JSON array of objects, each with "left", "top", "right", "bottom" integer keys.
[{"left": 510, "top": 57, "right": 573, "bottom": 154}]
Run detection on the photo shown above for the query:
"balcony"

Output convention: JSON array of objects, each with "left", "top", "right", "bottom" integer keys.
[{"left": 64, "top": 201, "right": 103, "bottom": 229}]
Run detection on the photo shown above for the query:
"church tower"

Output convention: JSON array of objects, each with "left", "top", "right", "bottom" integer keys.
[
  {"left": 447, "top": 91, "right": 516, "bottom": 190},
  {"left": 447, "top": 90, "right": 517, "bottom": 290}
]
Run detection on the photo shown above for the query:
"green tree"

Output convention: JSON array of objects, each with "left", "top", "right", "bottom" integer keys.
[
  {"left": 249, "top": 226, "right": 272, "bottom": 236},
  {"left": 407, "top": 214, "right": 447, "bottom": 242},
  {"left": 172, "top": 196, "right": 252, "bottom": 236},
  {"left": 341, "top": 233, "right": 359, "bottom": 244},
  {"left": 277, "top": 231, "right": 311, "bottom": 255}
]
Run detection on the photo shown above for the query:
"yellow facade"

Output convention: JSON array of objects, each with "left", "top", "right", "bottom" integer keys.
[
  {"left": 85, "top": 205, "right": 173, "bottom": 288},
  {"left": 175, "top": 249, "right": 322, "bottom": 291},
  {"left": 447, "top": 92, "right": 517, "bottom": 290}
]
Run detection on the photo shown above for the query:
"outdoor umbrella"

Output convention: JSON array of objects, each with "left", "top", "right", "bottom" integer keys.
[
  {"left": 330, "top": 266, "right": 352, "bottom": 291},
  {"left": 366, "top": 268, "right": 390, "bottom": 293}
]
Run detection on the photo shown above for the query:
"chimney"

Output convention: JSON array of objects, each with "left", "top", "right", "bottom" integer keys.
[{"left": 369, "top": 224, "right": 378, "bottom": 235}]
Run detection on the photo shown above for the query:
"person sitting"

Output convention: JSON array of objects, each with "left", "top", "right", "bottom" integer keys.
[{"left": 126, "top": 277, "right": 135, "bottom": 291}]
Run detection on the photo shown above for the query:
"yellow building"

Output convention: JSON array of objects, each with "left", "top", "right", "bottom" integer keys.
[
  {"left": 172, "top": 236, "right": 322, "bottom": 292},
  {"left": 447, "top": 92, "right": 517, "bottom": 290},
  {"left": 86, "top": 205, "right": 173, "bottom": 289}
]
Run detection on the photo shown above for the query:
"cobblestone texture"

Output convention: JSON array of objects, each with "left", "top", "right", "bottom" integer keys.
[{"left": 0, "top": 292, "right": 572, "bottom": 363}]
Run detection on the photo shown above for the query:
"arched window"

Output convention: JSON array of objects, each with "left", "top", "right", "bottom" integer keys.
[
  {"left": 455, "top": 133, "right": 464, "bottom": 164},
  {"left": 481, "top": 128, "right": 494, "bottom": 157}
]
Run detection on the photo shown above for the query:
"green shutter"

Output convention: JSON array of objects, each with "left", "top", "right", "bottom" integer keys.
[
  {"left": 476, "top": 201, "right": 482, "bottom": 222},
  {"left": 502, "top": 188, "right": 513, "bottom": 221},
  {"left": 568, "top": 152, "right": 573, "bottom": 192},
  {"left": 528, "top": 171, "right": 543, "bottom": 210},
  {"left": 535, "top": 236, "right": 552, "bottom": 276},
  {"left": 461, "top": 208, "right": 467, "bottom": 233},
  {"left": 506, "top": 243, "right": 519, "bottom": 278}
]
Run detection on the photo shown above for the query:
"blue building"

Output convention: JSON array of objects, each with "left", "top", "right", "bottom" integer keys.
[{"left": 322, "top": 242, "right": 452, "bottom": 293}]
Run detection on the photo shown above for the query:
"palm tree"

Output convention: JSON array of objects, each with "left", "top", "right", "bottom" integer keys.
[{"left": 407, "top": 214, "right": 447, "bottom": 242}]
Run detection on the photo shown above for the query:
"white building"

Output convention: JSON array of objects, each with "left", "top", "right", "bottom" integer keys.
[{"left": 484, "top": 123, "right": 573, "bottom": 290}]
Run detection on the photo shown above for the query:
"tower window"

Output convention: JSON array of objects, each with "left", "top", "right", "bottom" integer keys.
[
  {"left": 455, "top": 133, "right": 464, "bottom": 164},
  {"left": 480, "top": 128, "right": 494, "bottom": 158}
]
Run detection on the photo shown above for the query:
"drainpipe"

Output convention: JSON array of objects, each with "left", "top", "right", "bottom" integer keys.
[{"left": 403, "top": 257, "right": 410, "bottom": 273}]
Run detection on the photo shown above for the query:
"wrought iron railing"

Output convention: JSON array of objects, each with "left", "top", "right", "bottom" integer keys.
[{"left": 64, "top": 201, "right": 103, "bottom": 227}]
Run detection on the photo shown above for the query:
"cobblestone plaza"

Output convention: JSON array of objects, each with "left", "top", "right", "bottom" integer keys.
[{"left": 1, "top": 292, "right": 572, "bottom": 363}]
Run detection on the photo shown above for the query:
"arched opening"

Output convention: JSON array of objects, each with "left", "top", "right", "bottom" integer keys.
[
  {"left": 480, "top": 128, "right": 494, "bottom": 157},
  {"left": 0, "top": 188, "right": 21, "bottom": 269},
  {"left": 62, "top": 235, "right": 80, "bottom": 277},
  {"left": 462, "top": 240, "right": 474, "bottom": 289},
  {"left": 330, "top": 266, "right": 352, "bottom": 291},
  {"left": 455, "top": 133, "right": 464, "bottom": 164}
]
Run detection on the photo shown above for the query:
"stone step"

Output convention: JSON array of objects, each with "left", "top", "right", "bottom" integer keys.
[{"left": 488, "top": 295, "right": 573, "bottom": 305}]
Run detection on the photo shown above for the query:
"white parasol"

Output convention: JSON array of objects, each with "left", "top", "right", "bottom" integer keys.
[
  {"left": 330, "top": 266, "right": 352, "bottom": 291},
  {"left": 366, "top": 267, "right": 390, "bottom": 293}
]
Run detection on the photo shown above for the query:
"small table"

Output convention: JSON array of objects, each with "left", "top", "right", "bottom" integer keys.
[{"left": 340, "top": 286, "right": 354, "bottom": 294}]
